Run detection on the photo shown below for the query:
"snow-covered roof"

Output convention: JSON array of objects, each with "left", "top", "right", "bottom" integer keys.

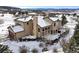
[
  {"left": 28, "top": 13, "right": 37, "bottom": 15},
  {"left": 22, "top": 35, "right": 36, "bottom": 39},
  {"left": 11, "top": 25, "right": 24, "bottom": 33},
  {"left": 37, "top": 16, "right": 51, "bottom": 27},
  {"left": 58, "top": 15, "right": 62, "bottom": 17},
  {"left": 70, "top": 16, "right": 77, "bottom": 20},
  {"left": 17, "top": 16, "right": 32, "bottom": 22},
  {"left": 50, "top": 17, "right": 61, "bottom": 21}
]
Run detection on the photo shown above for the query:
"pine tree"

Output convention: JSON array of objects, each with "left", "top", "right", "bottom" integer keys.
[
  {"left": 0, "top": 44, "right": 12, "bottom": 53},
  {"left": 61, "top": 14, "right": 67, "bottom": 26}
]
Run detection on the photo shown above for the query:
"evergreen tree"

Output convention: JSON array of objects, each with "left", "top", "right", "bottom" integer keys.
[
  {"left": 61, "top": 14, "right": 67, "bottom": 26},
  {"left": 0, "top": 44, "right": 12, "bottom": 53},
  {"left": 73, "top": 13, "right": 76, "bottom": 16}
]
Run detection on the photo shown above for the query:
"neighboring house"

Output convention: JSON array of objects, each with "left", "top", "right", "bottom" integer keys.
[{"left": 8, "top": 15, "right": 62, "bottom": 40}]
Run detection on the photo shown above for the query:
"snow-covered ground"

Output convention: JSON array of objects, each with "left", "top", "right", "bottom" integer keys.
[
  {"left": 47, "top": 42, "right": 63, "bottom": 53},
  {"left": 0, "top": 40, "right": 44, "bottom": 53},
  {"left": 0, "top": 40, "right": 64, "bottom": 53},
  {"left": 0, "top": 14, "right": 15, "bottom": 40}
]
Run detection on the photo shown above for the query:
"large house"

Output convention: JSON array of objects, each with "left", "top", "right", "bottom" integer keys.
[{"left": 8, "top": 14, "right": 62, "bottom": 40}]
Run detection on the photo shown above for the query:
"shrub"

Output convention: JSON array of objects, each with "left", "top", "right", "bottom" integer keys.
[
  {"left": 53, "top": 48, "right": 58, "bottom": 53},
  {"left": 73, "top": 13, "right": 76, "bottom": 16},
  {"left": 19, "top": 45, "right": 28, "bottom": 53},
  {"left": 42, "top": 47, "right": 48, "bottom": 52},
  {"left": 31, "top": 48, "right": 38, "bottom": 53}
]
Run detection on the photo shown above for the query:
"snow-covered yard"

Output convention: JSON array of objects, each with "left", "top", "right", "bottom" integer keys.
[
  {"left": 0, "top": 40, "right": 43, "bottom": 53},
  {"left": 0, "top": 40, "right": 63, "bottom": 53}
]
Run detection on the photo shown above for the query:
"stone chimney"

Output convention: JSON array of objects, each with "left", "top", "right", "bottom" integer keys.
[{"left": 33, "top": 16, "right": 38, "bottom": 37}]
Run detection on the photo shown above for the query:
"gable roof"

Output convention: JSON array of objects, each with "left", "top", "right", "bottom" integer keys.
[
  {"left": 11, "top": 25, "right": 24, "bottom": 33},
  {"left": 17, "top": 16, "right": 32, "bottom": 22},
  {"left": 37, "top": 16, "right": 51, "bottom": 27}
]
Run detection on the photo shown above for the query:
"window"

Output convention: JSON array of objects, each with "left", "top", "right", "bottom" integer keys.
[
  {"left": 45, "top": 28, "right": 47, "bottom": 30},
  {"left": 42, "top": 32, "right": 44, "bottom": 36},
  {"left": 51, "top": 30, "right": 53, "bottom": 34},
  {"left": 38, "top": 28, "right": 40, "bottom": 32},
  {"left": 54, "top": 23, "right": 56, "bottom": 26},
  {"left": 42, "top": 28, "right": 44, "bottom": 31},
  {"left": 27, "top": 22, "right": 29, "bottom": 25},
  {"left": 56, "top": 30, "right": 57, "bottom": 32},
  {"left": 48, "top": 30, "right": 50, "bottom": 33},
  {"left": 48, "top": 27, "right": 50, "bottom": 29}
]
